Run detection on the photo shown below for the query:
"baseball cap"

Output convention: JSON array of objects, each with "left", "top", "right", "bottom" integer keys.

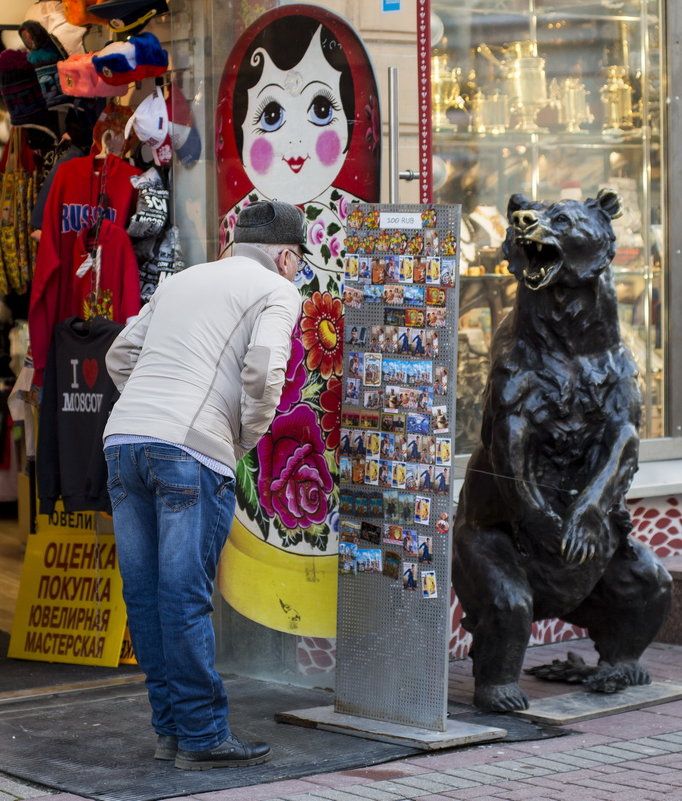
[
  {"left": 234, "top": 200, "right": 312, "bottom": 255},
  {"left": 124, "top": 84, "right": 202, "bottom": 167},
  {"left": 124, "top": 86, "right": 169, "bottom": 164}
]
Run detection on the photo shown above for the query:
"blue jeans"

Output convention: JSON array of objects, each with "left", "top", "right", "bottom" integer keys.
[{"left": 104, "top": 442, "right": 236, "bottom": 751}]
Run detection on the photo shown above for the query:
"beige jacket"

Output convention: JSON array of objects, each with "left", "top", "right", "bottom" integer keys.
[{"left": 103, "top": 244, "right": 301, "bottom": 472}]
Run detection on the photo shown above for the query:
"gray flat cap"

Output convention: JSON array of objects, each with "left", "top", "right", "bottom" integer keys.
[{"left": 234, "top": 200, "right": 312, "bottom": 255}]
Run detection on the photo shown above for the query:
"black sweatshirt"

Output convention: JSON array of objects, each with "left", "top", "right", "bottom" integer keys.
[{"left": 37, "top": 316, "right": 123, "bottom": 515}]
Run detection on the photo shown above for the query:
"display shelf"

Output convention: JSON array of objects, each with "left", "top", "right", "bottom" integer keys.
[
  {"left": 431, "top": 0, "right": 665, "bottom": 445},
  {"left": 433, "top": 131, "right": 659, "bottom": 148}
]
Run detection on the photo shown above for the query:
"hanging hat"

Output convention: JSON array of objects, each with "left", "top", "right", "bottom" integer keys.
[
  {"left": 125, "top": 84, "right": 202, "bottom": 167},
  {"left": 124, "top": 86, "right": 170, "bottom": 165},
  {"left": 0, "top": 49, "right": 50, "bottom": 127},
  {"left": 86, "top": 0, "right": 169, "bottom": 33},
  {"left": 92, "top": 31, "right": 168, "bottom": 85},
  {"left": 19, "top": 22, "right": 71, "bottom": 108},
  {"left": 166, "top": 83, "right": 201, "bottom": 167}
]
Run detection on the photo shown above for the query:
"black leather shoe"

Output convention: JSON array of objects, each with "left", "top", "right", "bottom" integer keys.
[
  {"left": 174, "top": 734, "right": 271, "bottom": 770},
  {"left": 154, "top": 734, "right": 178, "bottom": 760}
]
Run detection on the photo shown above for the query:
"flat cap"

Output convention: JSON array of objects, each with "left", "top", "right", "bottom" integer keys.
[{"left": 234, "top": 200, "right": 312, "bottom": 255}]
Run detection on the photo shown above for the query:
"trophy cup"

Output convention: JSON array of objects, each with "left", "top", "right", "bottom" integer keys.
[
  {"left": 478, "top": 40, "right": 548, "bottom": 133},
  {"left": 431, "top": 55, "right": 469, "bottom": 131},
  {"left": 600, "top": 66, "right": 634, "bottom": 132},
  {"left": 557, "top": 77, "right": 594, "bottom": 133},
  {"left": 470, "top": 90, "right": 509, "bottom": 134}
]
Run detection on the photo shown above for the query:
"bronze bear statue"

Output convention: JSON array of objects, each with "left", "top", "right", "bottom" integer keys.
[{"left": 452, "top": 189, "right": 672, "bottom": 712}]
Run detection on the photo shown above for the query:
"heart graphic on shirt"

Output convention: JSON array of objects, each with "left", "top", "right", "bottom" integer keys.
[{"left": 82, "top": 359, "right": 99, "bottom": 389}]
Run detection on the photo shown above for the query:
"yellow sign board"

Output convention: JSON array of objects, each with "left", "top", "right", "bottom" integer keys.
[{"left": 9, "top": 522, "right": 128, "bottom": 667}]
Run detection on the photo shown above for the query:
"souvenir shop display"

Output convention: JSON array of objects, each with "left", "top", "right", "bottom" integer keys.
[
  {"left": 28, "top": 150, "right": 142, "bottom": 386},
  {"left": 335, "top": 202, "right": 461, "bottom": 732},
  {"left": 0, "top": 1, "right": 187, "bottom": 535}
]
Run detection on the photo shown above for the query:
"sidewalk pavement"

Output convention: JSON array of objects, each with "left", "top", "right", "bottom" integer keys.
[{"left": 3, "top": 639, "right": 682, "bottom": 801}]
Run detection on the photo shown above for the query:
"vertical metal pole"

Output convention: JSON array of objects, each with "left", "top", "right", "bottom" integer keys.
[{"left": 388, "top": 66, "right": 399, "bottom": 204}]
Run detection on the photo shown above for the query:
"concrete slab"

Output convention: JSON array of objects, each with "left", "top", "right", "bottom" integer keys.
[
  {"left": 514, "top": 681, "right": 682, "bottom": 725},
  {"left": 276, "top": 705, "right": 507, "bottom": 751}
]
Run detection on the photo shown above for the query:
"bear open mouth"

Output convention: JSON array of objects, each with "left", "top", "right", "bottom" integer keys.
[{"left": 515, "top": 236, "right": 562, "bottom": 290}]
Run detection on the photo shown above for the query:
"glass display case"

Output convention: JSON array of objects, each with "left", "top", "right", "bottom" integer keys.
[{"left": 429, "top": 0, "right": 665, "bottom": 452}]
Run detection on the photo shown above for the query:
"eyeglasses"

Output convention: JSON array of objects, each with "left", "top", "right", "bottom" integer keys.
[{"left": 279, "top": 249, "right": 308, "bottom": 272}]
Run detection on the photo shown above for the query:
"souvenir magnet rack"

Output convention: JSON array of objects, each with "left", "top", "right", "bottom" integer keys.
[{"left": 279, "top": 203, "right": 506, "bottom": 749}]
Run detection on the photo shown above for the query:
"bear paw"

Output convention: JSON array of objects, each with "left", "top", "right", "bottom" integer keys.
[{"left": 474, "top": 682, "right": 529, "bottom": 712}]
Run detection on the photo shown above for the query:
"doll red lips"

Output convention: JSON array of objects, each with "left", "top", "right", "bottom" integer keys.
[{"left": 284, "top": 155, "right": 308, "bottom": 173}]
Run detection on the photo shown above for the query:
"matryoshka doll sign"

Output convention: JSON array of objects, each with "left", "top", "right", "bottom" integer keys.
[{"left": 215, "top": 5, "right": 381, "bottom": 636}]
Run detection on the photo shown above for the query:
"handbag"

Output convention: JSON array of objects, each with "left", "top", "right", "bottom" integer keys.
[{"left": 0, "top": 130, "right": 35, "bottom": 295}]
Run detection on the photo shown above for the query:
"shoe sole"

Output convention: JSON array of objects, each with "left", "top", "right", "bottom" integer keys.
[
  {"left": 174, "top": 751, "right": 272, "bottom": 770},
  {"left": 154, "top": 748, "right": 177, "bottom": 761}
]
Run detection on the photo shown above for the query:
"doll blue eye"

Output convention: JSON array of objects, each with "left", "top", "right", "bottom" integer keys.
[
  {"left": 258, "top": 101, "right": 285, "bottom": 132},
  {"left": 308, "top": 93, "right": 337, "bottom": 126}
]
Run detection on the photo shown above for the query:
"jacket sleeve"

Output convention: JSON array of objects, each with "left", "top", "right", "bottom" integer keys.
[
  {"left": 105, "top": 299, "right": 154, "bottom": 392},
  {"left": 238, "top": 282, "right": 301, "bottom": 454}
]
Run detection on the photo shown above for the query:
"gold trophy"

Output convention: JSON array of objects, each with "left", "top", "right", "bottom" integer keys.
[
  {"left": 556, "top": 77, "right": 594, "bottom": 133},
  {"left": 470, "top": 90, "right": 510, "bottom": 134},
  {"left": 478, "top": 40, "right": 548, "bottom": 132},
  {"left": 600, "top": 66, "right": 634, "bottom": 132},
  {"left": 431, "top": 55, "right": 468, "bottom": 130}
]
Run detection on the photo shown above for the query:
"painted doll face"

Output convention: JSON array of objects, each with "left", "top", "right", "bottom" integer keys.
[{"left": 242, "top": 26, "right": 349, "bottom": 204}]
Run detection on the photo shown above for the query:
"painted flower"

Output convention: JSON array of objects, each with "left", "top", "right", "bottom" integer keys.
[
  {"left": 257, "top": 404, "right": 334, "bottom": 530},
  {"left": 338, "top": 194, "right": 349, "bottom": 222},
  {"left": 309, "top": 220, "right": 326, "bottom": 247},
  {"left": 277, "top": 335, "right": 306, "bottom": 412},
  {"left": 320, "top": 375, "right": 342, "bottom": 453},
  {"left": 364, "top": 94, "right": 380, "bottom": 154},
  {"left": 329, "top": 236, "right": 342, "bottom": 259},
  {"left": 294, "top": 262, "right": 315, "bottom": 288},
  {"left": 300, "top": 291, "right": 344, "bottom": 379}
]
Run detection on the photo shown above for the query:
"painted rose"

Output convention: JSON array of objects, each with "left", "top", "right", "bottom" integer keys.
[
  {"left": 329, "top": 236, "right": 342, "bottom": 259},
  {"left": 338, "top": 194, "right": 348, "bottom": 221},
  {"left": 308, "top": 219, "right": 326, "bottom": 247},
  {"left": 277, "top": 335, "right": 306, "bottom": 412},
  {"left": 257, "top": 403, "right": 334, "bottom": 530}
]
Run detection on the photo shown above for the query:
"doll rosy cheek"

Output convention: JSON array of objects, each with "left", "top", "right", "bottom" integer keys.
[
  {"left": 249, "top": 139, "right": 274, "bottom": 174},
  {"left": 316, "top": 130, "right": 341, "bottom": 167}
]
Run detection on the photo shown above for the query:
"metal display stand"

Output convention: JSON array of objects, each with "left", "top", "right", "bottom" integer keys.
[{"left": 282, "top": 203, "right": 506, "bottom": 749}]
